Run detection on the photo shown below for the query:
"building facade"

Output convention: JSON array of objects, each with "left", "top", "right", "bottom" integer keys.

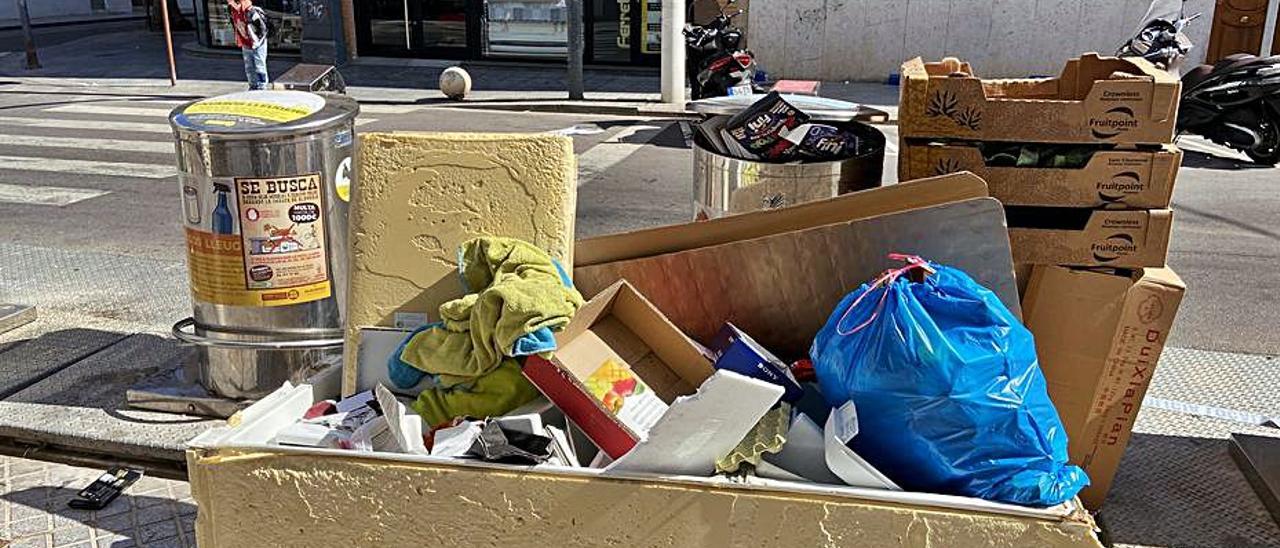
[
  {"left": 0, "top": 0, "right": 134, "bottom": 21},
  {"left": 192, "top": 0, "right": 664, "bottom": 66}
]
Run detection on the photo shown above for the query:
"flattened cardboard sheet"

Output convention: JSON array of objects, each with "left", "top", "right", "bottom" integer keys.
[
  {"left": 575, "top": 171, "right": 989, "bottom": 267},
  {"left": 574, "top": 198, "right": 1019, "bottom": 358}
]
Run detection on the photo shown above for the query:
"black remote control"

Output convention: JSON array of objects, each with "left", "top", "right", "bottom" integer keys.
[{"left": 68, "top": 467, "right": 143, "bottom": 510}]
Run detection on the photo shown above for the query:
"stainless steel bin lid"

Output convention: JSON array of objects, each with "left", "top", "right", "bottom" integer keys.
[{"left": 169, "top": 90, "right": 359, "bottom": 138}]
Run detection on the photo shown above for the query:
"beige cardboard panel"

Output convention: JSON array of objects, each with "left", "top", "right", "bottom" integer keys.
[
  {"left": 1023, "top": 266, "right": 1185, "bottom": 510},
  {"left": 900, "top": 54, "right": 1179, "bottom": 144},
  {"left": 344, "top": 132, "right": 577, "bottom": 395},
  {"left": 574, "top": 172, "right": 989, "bottom": 267},
  {"left": 575, "top": 198, "right": 1018, "bottom": 358},
  {"left": 1009, "top": 209, "right": 1173, "bottom": 268},
  {"left": 189, "top": 450, "right": 1102, "bottom": 548},
  {"left": 901, "top": 142, "right": 1180, "bottom": 208}
]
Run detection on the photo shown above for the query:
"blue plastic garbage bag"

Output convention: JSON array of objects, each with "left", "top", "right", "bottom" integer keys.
[{"left": 810, "top": 254, "right": 1088, "bottom": 507}]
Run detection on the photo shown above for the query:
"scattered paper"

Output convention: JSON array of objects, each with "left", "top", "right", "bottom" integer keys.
[{"left": 376, "top": 384, "right": 428, "bottom": 455}]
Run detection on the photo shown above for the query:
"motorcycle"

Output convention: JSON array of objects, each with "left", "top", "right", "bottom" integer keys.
[
  {"left": 1120, "top": 0, "right": 1280, "bottom": 165},
  {"left": 683, "top": 0, "right": 762, "bottom": 100}
]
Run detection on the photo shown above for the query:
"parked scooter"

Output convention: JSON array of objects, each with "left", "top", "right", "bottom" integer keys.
[
  {"left": 1120, "top": 0, "right": 1280, "bottom": 165},
  {"left": 683, "top": 0, "right": 762, "bottom": 100}
]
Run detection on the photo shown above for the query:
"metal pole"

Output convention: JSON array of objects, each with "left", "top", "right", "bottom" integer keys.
[
  {"left": 13, "top": 0, "right": 39, "bottom": 69},
  {"left": 660, "top": 0, "right": 686, "bottom": 104},
  {"left": 567, "top": 0, "right": 584, "bottom": 100},
  {"left": 160, "top": 0, "right": 177, "bottom": 86}
]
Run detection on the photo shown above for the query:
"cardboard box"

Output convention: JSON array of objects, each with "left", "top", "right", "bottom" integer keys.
[
  {"left": 575, "top": 198, "right": 1020, "bottom": 358},
  {"left": 523, "top": 281, "right": 716, "bottom": 459},
  {"left": 899, "top": 142, "right": 1181, "bottom": 208},
  {"left": 1007, "top": 207, "right": 1173, "bottom": 268},
  {"left": 189, "top": 380, "right": 1102, "bottom": 547},
  {"left": 900, "top": 54, "right": 1180, "bottom": 145},
  {"left": 1022, "top": 265, "right": 1185, "bottom": 510},
  {"left": 709, "top": 323, "right": 804, "bottom": 402}
]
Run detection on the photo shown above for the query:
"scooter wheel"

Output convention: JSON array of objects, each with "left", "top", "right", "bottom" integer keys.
[{"left": 1245, "top": 111, "right": 1280, "bottom": 166}]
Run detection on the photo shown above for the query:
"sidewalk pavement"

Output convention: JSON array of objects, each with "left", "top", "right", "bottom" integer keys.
[
  {"left": 0, "top": 26, "right": 901, "bottom": 118},
  {"left": 0, "top": 454, "right": 194, "bottom": 548}
]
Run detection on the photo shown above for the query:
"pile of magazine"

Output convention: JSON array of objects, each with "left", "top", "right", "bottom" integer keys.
[{"left": 698, "top": 92, "right": 862, "bottom": 163}]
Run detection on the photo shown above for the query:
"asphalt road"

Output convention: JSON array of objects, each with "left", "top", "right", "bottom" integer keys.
[{"left": 0, "top": 86, "right": 1274, "bottom": 357}]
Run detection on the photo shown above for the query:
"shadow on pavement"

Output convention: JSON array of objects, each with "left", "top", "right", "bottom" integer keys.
[
  {"left": 1181, "top": 149, "right": 1272, "bottom": 170},
  {"left": 1, "top": 330, "right": 203, "bottom": 425},
  {"left": 3, "top": 486, "right": 195, "bottom": 546},
  {"left": 1175, "top": 203, "right": 1280, "bottom": 241},
  {"left": 1098, "top": 432, "right": 1280, "bottom": 547}
]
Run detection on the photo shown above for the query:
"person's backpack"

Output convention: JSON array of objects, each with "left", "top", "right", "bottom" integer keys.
[{"left": 249, "top": 6, "right": 275, "bottom": 41}]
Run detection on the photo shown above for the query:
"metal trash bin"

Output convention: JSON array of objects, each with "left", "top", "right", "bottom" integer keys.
[
  {"left": 168, "top": 90, "right": 359, "bottom": 399},
  {"left": 690, "top": 95, "right": 886, "bottom": 219}
]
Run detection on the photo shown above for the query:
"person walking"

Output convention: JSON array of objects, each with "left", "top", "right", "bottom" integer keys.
[{"left": 228, "top": 0, "right": 270, "bottom": 90}]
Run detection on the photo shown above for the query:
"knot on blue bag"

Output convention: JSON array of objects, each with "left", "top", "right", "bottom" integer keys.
[{"left": 811, "top": 253, "right": 1089, "bottom": 507}]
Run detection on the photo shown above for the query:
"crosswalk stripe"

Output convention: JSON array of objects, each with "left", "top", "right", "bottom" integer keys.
[
  {"left": 357, "top": 104, "right": 422, "bottom": 114},
  {"left": 0, "top": 115, "right": 173, "bottom": 134},
  {"left": 0, "top": 134, "right": 172, "bottom": 154},
  {"left": 0, "top": 156, "right": 172, "bottom": 178},
  {"left": 0, "top": 182, "right": 110, "bottom": 206},
  {"left": 45, "top": 104, "right": 174, "bottom": 118}
]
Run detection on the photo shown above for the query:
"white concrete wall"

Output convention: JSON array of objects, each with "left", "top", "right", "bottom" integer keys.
[
  {"left": 750, "top": 0, "right": 1214, "bottom": 81},
  {"left": 0, "top": 0, "right": 134, "bottom": 20}
]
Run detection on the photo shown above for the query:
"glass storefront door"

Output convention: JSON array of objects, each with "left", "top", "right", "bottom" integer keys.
[
  {"left": 484, "top": 0, "right": 566, "bottom": 58},
  {"left": 357, "top": 0, "right": 479, "bottom": 57}
]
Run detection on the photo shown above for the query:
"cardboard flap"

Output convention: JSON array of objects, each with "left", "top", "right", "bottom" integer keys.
[
  {"left": 1134, "top": 266, "right": 1186, "bottom": 291},
  {"left": 575, "top": 172, "right": 990, "bottom": 267}
]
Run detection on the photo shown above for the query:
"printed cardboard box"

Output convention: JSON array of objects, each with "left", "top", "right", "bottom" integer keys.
[
  {"left": 523, "top": 280, "right": 716, "bottom": 459},
  {"left": 1023, "top": 265, "right": 1185, "bottom": 510},
  {"left": 900, "top": 54, "right": 1180, "bottom": 145},
  {"left": 1007, "top": 207, "right": 1173, "bottom": 268},
  {"left": 899, "top": 142, "right": 1181, "bottom": 208}
]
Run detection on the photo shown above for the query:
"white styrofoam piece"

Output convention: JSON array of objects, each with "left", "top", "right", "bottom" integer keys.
[
  {"left": 760, "top": 412, "right": 844, "bottom": 485},
  {"left": 220, "top": 382, "right": 315, "bottom": 446},
  {"left": 823, "top": 403, "right": 900, "bottom": 490},
  {"left": 273, "top": 422, "right": 338, "bottom": 448},
  {"left": 605, "top": 370, "right": 785, "bottom": 476}
]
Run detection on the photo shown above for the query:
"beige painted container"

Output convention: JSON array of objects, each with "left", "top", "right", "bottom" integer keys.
[{"left": 188, "top": 376, "right": 1103, "bottom": 547}]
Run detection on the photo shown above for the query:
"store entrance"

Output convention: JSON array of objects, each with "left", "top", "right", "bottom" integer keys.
[{"left": 356, "top": 0, "right": 482, "bottom": 58}]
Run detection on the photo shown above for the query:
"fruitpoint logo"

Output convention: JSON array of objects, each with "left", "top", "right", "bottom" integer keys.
[
  {"left": 1089, "top": 106, "right": 1140, "bottom": 139},
  {"left": 1097, "top": 171, "right": 1143, "bottom": 202},
  {"left": 1137, "top": 294, "right": 1164, "bottom": 324},
  {"left": 1091, "top": 233, "right": 1139, "bottom": 262}
]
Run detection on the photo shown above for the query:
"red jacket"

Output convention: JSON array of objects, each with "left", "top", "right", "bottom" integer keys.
[{"left": 229, "top": 5, "right": 268, "bottom": 49}]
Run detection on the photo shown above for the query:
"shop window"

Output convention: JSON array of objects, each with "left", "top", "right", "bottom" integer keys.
[{"left": 204, "top": 0, "right": 302, "bottom": 51}]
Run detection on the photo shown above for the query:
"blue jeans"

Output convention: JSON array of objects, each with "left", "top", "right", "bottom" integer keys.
[{"left": 242, "top": 43, "right": 269, "bottom": 90}]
